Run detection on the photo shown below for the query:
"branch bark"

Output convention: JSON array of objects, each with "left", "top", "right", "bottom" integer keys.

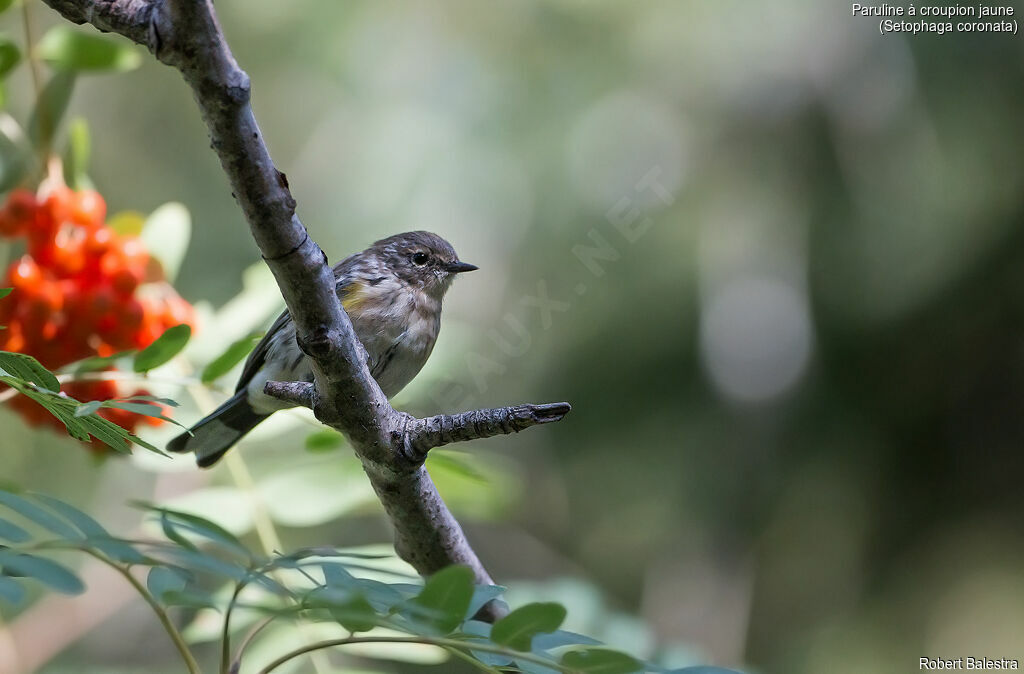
[{"left": 40, "top": 0, "right": 570, "bottom": 620}]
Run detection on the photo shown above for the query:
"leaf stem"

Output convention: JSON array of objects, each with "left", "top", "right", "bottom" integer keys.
[
  {"left": 20, "top": 0, "right": 42, "bottom": 102},
  {"left": 84, "top": 550, "right": 201, "bottom": 674},
  {"left": 220, "top": 580, "right": 245, "bottom": 674}
]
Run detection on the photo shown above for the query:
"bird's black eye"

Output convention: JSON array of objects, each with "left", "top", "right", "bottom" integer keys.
[{"left": 411, "top": 252, "right": 429, "bottom": 266}]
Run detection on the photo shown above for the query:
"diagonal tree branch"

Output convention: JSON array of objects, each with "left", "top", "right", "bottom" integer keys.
[{"left": 39, "top": 0, "right": 570, "bottom": 620}]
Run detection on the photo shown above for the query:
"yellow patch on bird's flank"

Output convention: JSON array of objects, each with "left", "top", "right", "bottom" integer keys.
[{"left": 341, "top": 281, "right": 370, "bottom": 312}]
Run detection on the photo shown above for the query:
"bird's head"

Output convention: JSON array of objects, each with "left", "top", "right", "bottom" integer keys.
[{"left": 370, "top": 231, "right": 478, "bottom": 298}]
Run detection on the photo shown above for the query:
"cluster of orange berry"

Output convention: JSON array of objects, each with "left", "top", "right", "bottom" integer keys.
[{"left": 0, "top": 185, "right": 195, "bottom": 435}]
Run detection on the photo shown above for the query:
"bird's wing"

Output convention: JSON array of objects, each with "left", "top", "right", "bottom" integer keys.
[
  {"left": 234, "top": 308, "right": 293, "bottom": 393},
  {"left": 233, "top": 253, "right": 370, "bottom": 394}
]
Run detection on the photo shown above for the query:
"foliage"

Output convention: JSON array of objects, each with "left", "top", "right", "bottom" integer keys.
[
  {"left": 0, "top": 342, "right": 162, "bottom": 453},
  {"left": 0, "top": 488, "right": 744, "bottom": 674}
]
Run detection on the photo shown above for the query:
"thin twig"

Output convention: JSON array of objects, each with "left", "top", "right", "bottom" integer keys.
[
  {"left": 83, "top": 550, "right": 200, "bottom": 674},
  {"left": 186, "top": 379, "right": 332, "bottom": 674}
]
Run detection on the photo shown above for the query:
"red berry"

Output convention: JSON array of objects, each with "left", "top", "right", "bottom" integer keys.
[
  {"left": 43, "top": 186, "right": 74, "bottom": 227},
  {"left": 7, "top": 256, "right": 42, "bottom": 291},
  {"left": 71, "top": 190, "right": 106, "bottom": 228}
]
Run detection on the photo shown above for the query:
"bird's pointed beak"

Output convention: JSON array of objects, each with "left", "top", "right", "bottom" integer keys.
[{"left": 445, "top": 261, "right": 479, "bottom": 273}]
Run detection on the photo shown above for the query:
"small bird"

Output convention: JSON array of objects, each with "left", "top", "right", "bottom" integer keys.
[{"left": 168, "top": 231, "right": 477, "bottom": 467}]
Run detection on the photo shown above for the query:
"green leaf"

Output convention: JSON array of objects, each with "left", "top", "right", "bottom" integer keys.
[
  {"left": 426, "top": 451, "right": 488, "bottom": 483},
  {"left": 200, "top": 332, "right": 262, "bottom": 384},
  {"left": 133, "top": 324, "right": 191, "bottom": 372},
  {"left": 304, "top": 429, "right": 344, "bottom": 453},
  {"left": 669, "top": 669, "right": 746, "bottom": 674},
  {"left": 160, "top": 588, "right": 221, "bottom": 609},
  {"left": 64, "top": 117, "right": 91, "bottom": 189},
  {"left": 492, "top": 602, "right": 567, "bottom": 651},
  {"left": 409, "top": 565, "right": 474, "bottom": 635},
  {"left": 0, "top": 574, "right": 24, "bottom": 603},
  {"left": 100, "top": 400, "right": 187, "bottom": 429},
  {"left": 141, "top": 202, "right": 191, "bottom": 282},
  {"left": 0, "top": 0, "right": 14, "bottom": 15},
  {"left": 64, "top": 350, "right": 134, "bottom": 374},
  {"left": 0, "top": 552, "right": 84, "bottom": 595},
  {"left": 0, "top": 377, "right": 158, "bottom": 454},
  {"left": 28, "top": 71, "right": 75, "bottom": 151},
  {"left": 73, "top": 400, "right": 102, "bottom": 417},
  {"left": 0, "top": 351, "right": 60, "bottom": 391},
  {"left": 37, "top": 26, "right": 141, "bottom": 72},
  {"left": 147, "top": 566, "right": 188, "bottom": 601},
  {"left": 0, "top": 490, "right": 81, "bottom": 540},
  {"left": 0, "top": 288, "right": 11, "bottom": 300},
  {"left": 0, "top": 38, "right": 20, "bottom": 78},
  {"left": 107, "top": 210, "right": 146, "bottom": 237},
  {"left": 0, "top": 516, "right": 30, "bottom": 543},
  {"left": 560, "top": 648, "right": 643, "bottom": 674},
  {"left": 118, "top": 394, "right": 179, "bottom": 407}
]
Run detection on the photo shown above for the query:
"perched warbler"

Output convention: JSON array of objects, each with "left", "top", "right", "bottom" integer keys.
[{"left": 168, "top": 231, "right": 477, "bottom": 467}]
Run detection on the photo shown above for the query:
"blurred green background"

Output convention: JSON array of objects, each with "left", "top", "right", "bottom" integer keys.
[{"left": 3, "top": 1, "right": 1024, "bottom": 673}]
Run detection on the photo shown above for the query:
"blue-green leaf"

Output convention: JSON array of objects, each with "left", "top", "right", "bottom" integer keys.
[
  {"left": 147, "top": 566, "right": 188, "bottom": 601},
  {"left": 146, "top": 506, "right": 249, "bottom": 559},
  {"left": 133, "top": 324, "right": 191, "bottom": 372},
  {"left": 467, "top": 584, "right": 506, "bottom": 620},
  {"left": 408, "top": 565, "right": 474, "bottom": 634},
  {"left": 200, "top": 332, "right": 261, "bottom": 384},
  {"left": 517, "top": 659, "right": 562, "bottom": 674},
  {"left": 492, "top": 602, "right": 567, "bottom": 651},
  {"left": 73, "top": 400, "right": 102, "bottom": 417},
  {"left": 31, "top": 493, "right": 144, "bottom": 563},
  {"left": 0, "top": 552, "right": 84, "bottom": 594},
  {"left": 462, "top": 620, "right": 514, "bottom": 667},
  {"left": 306, "top": 584, "right": 378, "bottom": 633},
  {"left": 159, "top": 547, "right": 248, "bottom": 583},
  {"left": 532, "top": 629, "right": 601, "bottom": 651},
  {"left": 0, "top": 490, "right": 81, "bottom": 540},
  {"left": 561, "top": 648, "right": 642, "bottom": 674},
  {"left": 37, "top": 26, "right": 141, "bottom": 72},
  {"left": 0, "top": 575, "right": 24, "bottom": 603},
  {"left": 0, "top": 516, "right": 30, "bottom": 543}
]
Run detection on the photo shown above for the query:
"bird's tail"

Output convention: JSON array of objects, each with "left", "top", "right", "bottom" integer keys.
[{"left": 167, "top": 391, "right": 268, "bottom": 467}]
